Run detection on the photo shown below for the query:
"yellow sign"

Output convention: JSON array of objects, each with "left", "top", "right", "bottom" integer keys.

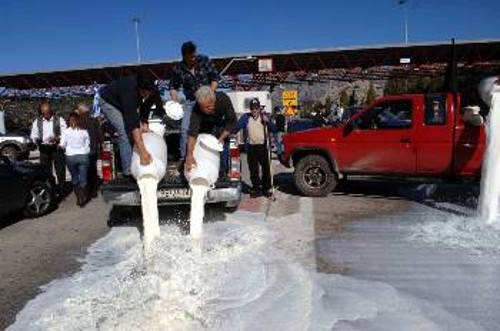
[{"left": 282, "top": 90, "right": 298, "bottom": 107}]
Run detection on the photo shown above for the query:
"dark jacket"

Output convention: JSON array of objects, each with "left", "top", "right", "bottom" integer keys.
[
  {"left": 233, "top": 113, "right": 277, "bottom": 147},
  {"left": 80, "top": 113, "right": 102, "bottom": 156},
  {"left": 99, "top": 75, "right": 164, "bottom": 132},
  {"left": 188, "top": 92, "right": 236, "bottom": 139}
]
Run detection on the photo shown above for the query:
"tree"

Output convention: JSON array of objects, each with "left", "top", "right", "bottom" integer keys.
[
  {"left": 339, "top": 88, "right": 349, "bottom": 108},
  {"left": 349, "top": 89, "right": 357, "bottom": 106},
  {"left": 365, "top": 82, "right": 377, "bottom": 105}
]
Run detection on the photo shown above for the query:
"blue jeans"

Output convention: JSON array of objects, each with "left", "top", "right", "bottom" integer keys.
[
  {"left": 275, "top": 131, "right": 284, "bottom": 156},
  {"left": 180, "top": 100, "right": 196, "bottom": 160},
  {"left": 100, "top": 98, "right": 132, "bottom": 175},
  {"left": 66, "top": 154, "right": 90, "bottom": 188}
]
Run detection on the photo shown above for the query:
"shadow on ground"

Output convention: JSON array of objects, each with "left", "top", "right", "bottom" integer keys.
[{"left": 274, "top": 172, "right": 479, "bottom": 216}]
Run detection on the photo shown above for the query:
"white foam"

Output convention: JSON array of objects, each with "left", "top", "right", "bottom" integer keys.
[
  {"left": 8, "top": 212, "right": 481, "bottom": 330},
  {"left": 410, "top": 214, "right": 500, "bottom": 256}
]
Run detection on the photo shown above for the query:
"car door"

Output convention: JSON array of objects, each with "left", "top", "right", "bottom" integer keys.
[
  {"left": 336, "top": 98, "right": 416, "bottom": 174},
  {"left": 0, "top": 161, "right": 25, "bottom": 217}
]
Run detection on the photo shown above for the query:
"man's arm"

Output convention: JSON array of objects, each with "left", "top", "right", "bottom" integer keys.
[
  {"left": 185, "top": 136, "right": 197, "bottom": 171},
  {"left": 219, "top": 94, "right": 237, "bottom": 143},
  {"left": 131, "top": 128, "right": 152, "bottom": 165},
  {"left": 169, "top": 65, "right": 181, "bottom": 102}
]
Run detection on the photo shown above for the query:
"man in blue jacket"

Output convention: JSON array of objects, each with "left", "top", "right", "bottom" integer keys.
[{"left": 233, "top": 98, "right": 277, "bottom": 198}]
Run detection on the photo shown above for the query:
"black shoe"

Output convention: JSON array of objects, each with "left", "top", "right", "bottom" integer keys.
[{"left": 250, "top": 189, "right": 261, "bottom": 198}]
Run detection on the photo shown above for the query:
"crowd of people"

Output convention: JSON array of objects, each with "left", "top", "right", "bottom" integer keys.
[
  {"left": 30, "top": 101, "right": 102, "bottom": 206},
  {"left": 23, "top": 40, "right": 290, "bottom": 203}
]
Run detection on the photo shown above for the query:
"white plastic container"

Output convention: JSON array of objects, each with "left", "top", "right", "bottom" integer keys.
[
  {"left": 185, "top": 134, "right": 223, "bottom": 187},
  {"left": 131, "top": 131, "right": 168, "bottom": 181}
]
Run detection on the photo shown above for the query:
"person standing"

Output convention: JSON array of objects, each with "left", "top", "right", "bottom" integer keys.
[
  {"left": 233, "top": 98, "right": 277, "bottom": 198},
  {"left": 169, "top": 41, "right": 219, "bottom": 162},
  {"left": 98, "top": 73, "right": 163, "bottom": 179},
  {"left": 30, "top": 101, "right": 67, "bottom": 191},
  {"left": 313, "top": 104, "right": 329, "bottom": 127},
  {"left": 60, "top": 113, "right": 90, "bottom": 207},
  {"left": 75, "top": 103, "right": 103, "bottom": 198},
  {"left": 185, "top": 86, "right": 236, "bottom": 175}
]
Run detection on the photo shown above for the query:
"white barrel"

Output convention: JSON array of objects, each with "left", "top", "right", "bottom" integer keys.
[
  {"left": 131, "top": 132, "right": 167, "bottom": 181},
  {"left": 479, "top": 76, "right": 500, "bottom": 107},
  {"left": 185, "top": 134, "right": 223, "bottom": 187}
]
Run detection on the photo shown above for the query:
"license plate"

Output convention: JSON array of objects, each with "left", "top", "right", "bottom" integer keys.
[{"left": 157, "top": 188, "right": 191, "bottom": 199}]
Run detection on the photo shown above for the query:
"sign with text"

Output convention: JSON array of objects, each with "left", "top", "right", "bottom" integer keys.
[{"left": 282, "top": 90, "right": 298, "bottom": 107}]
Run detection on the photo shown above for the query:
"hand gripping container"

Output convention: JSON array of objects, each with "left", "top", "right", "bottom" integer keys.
[
  {"left": 185, "top": 134, "right": 223, "bottom": 187},
  {"left": 131, "top": 130, "right": 168, "bottom": 181}
]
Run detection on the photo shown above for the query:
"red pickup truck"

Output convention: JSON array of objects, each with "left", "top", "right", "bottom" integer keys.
[{"left": 281, "top": 93, "right": 485, "bottom": 196}]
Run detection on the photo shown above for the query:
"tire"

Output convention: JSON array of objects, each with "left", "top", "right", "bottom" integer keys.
[
  {"left": 293, "top": 154, "right": 337, "bottom": 197},
  {"left": 1, "top": 145, "right": 21, "bottom": 161},
  {"left": 23, "top": 180, "right": 54, "bottom": 218}
]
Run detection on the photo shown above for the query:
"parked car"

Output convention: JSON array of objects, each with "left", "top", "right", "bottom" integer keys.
[
  {"left": 0, "top": 130, "right": 37, "bottom": 161},
  {"left": 281, "top": 93, "right": 485, "bottom": 196},
  {"left": 0, "top": 156, "right": 56, "bottom": 219}
]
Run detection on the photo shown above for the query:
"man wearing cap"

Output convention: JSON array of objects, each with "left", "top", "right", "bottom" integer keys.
[
  {"left": 169, "top": 41, "right": 219, "bottom": 163},
  {"left": 233, "top": 98, "right": 277, "bottom": 198}
]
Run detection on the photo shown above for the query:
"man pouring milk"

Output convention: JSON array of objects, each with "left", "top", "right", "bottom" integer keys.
[{"left": 185, "top": 86, "right": 237, "bottom": 173}]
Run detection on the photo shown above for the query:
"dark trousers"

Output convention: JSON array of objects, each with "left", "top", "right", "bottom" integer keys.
[
  {"left": 247, "top": 144, "right": 271, "bottom": 192},
  {"left": 39, "top": 146, "right": 66, "bottom": 186},
  {"left": 88, "top": 154, "right": 99, "bottom": 195}
]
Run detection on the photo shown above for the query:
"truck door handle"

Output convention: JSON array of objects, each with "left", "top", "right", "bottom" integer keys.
[{"left": 400, "top": 138, "right": 411, "bottom": 143}]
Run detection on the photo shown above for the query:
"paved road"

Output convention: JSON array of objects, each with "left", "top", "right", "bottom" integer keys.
[{"left": 0, "top": 158, "right": 481, "bottom": 330}]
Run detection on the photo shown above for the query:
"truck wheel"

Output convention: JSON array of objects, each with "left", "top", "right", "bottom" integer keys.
[{"left": 293, "top": 155, "right": 337, "bottom": 197}]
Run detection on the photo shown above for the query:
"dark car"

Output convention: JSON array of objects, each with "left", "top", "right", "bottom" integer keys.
[{"left": 0, "top": 156, "right": 56, "bottom": 219}]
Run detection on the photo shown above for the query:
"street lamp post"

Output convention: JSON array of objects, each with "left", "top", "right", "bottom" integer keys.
[
  {"left": 132, "top": 16, "right": 142, "bottom": 63},
  {"left": 397, "top": 0, "right": 409, "bottom": 44}
]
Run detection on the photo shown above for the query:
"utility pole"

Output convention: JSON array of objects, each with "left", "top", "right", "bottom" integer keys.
[
  {"left": 132, "top": 16, "right": 142, "bottom": 63},
  {"left": 397, "top": 0, "right": 409, "bottom": 44}
]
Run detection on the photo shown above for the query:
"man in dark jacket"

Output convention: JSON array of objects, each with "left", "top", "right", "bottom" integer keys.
[
  {"left": 98, "top": 73, "right": 164, "bottom": 177},
  {"left": 185, "top": 86, "right": 236, "bottom": 175},
  {"left": 233, "top": 98, "right": 277, "bottom": 198}
]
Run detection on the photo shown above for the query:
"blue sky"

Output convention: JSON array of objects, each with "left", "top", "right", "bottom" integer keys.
[{"left": 0, "top": 0, "right": 499, "bottom": 74}]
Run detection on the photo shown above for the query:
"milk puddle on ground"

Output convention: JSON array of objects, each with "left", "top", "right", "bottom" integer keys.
[
  {"left": 9, "top": 210, "right": 483, "bottom": 331},
  {"left": 409, "top": 78, "right": 500, "bottom": 256}
]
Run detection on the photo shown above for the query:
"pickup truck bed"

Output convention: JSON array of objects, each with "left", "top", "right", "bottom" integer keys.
[
  {"left": 100, "top": 130, "right": 242, "bottom": 209},
  {"left": 102, "top": 165, "right": 241, "bottom": 207}
]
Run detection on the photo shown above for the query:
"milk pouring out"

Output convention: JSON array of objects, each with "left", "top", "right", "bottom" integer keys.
[
  {"left": 478, "top": 76, "right": 500, "bottom": 225},
  {"left": 131, "top": 119, "right": 168, "bottom": 255},
  {"left": 185, "top": 134, "right": 223, "bottom": 239}
]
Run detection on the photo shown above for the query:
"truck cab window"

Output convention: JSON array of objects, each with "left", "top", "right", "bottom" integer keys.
[
  {"left": 354, "top": 100, "right": 412, "bottom": 130},
  {"left": 425, "top": 96, "right": 446, "bottom": 125}
]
